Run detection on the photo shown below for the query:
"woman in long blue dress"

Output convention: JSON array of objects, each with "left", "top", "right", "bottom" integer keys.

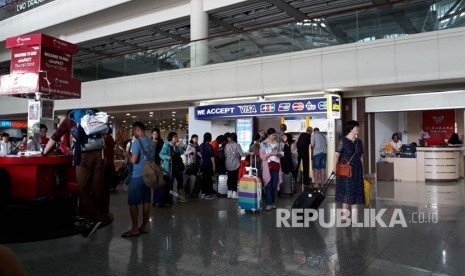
[{"left": 333, "top": 120, "right": 365, "bottom": 214}]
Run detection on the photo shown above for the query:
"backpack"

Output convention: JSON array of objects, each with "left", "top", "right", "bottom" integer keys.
[
  {"left": 171, "top": 146, "right": 185, "bottom": 173},
  {"left": 69, "top": 109, "right": 105, "bottom": 166}
]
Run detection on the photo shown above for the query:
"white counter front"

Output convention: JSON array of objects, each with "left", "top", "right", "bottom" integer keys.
[
  {"left": 417, "top": 147, "right": 464, "bottom": 181},
  {"left": 384, "top": 146, "right": 464, "bottom": 182}
]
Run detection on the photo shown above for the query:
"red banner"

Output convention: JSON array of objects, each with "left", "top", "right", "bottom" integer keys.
[{"left": 423, "top": 110, "right": 455, "bottom": 146}]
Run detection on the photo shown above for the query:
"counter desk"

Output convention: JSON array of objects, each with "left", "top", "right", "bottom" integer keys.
[
  {"left": 383, "top": 146, "right": 464, "bottom": 182},
  {"left": 0, "top": 155, "right": 78, "bottom": 201}
]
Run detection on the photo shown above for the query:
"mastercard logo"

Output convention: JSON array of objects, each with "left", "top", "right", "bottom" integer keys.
[{"left": 292, "top": 102, "right": 304, "bottom": 111}]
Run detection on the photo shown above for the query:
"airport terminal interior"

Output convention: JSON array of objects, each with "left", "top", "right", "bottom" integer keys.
[{"left": 1, "top": 0, "right": 465, "bottom": 275}]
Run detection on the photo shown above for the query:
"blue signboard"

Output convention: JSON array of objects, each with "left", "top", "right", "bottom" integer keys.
[
  {"left": 195, "top": 97, "right": 327, "bottom": 119},
  {"left": 236, "top": 118, "right": 253, "bottom": 152}
]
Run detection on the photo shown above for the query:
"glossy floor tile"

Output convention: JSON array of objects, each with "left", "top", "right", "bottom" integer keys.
[{"left": 5, "top": 179, "right": 465, "bottom": 276}]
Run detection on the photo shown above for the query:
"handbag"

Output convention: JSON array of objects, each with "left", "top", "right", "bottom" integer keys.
[
  {"left": 336, "top": 140, "right": 357, "bottom": 178},
  {"left": 138, "top": 140, "right": 165, "bottom": 189}
]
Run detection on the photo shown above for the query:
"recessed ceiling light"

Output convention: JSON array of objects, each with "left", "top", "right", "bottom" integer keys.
[
  {"left": 172, "top": 118, "right": 176, "bottom": 121},
  {"left": 123, "top": 120, "right": 126, "bottom": 123},
  {"left": 148, "top": 122, "right": 152, "bottom": 124},
  {"left": 172, "top": 111, "right": 176, "bottom": 114},
  {"left": 111, "top": 116, "right": 114, "bottom": 119},
  {"left": 149, "top": 114, "right": 153, "bottom": 117},
  {"left": 131, "top": 116, "right": 137, "bottom": 118},
  {"left": 149, "top": 112, "right": 153, "bottom": 114},
  {"left": 126, "top": 113, "right": 130, "bottom": 116}
]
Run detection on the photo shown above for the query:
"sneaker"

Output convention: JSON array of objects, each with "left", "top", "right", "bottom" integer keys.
[
  {"left": 178, "top": 195, "right": 187, "bottom": 203},
  {"left": 265, "top": 205, "right": 272, "bottom": 211},
  {"left": 227, "top": 191, "right": 232, "bottom": 198},
  {"left": 232, "top": 191, "right": 238, "bottom": 199},
  {"left": 83, "top": 221, "right": 102, "bottom": 237}
]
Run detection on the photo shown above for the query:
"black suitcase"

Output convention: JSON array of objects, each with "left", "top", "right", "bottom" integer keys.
[
  {"left": 278, "top": 173, "right": 294, "bottom": 197},
  {"left": 292, "top": 173, "right": 335, "bottom": 209}
]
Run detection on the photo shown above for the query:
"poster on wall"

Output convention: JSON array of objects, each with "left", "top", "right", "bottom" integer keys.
[
  {"left": 236, "top": 118, "right": 253, "bottom": 153},
  {"left": 422, "top": 110, "right": 455, "bottom": 146}
]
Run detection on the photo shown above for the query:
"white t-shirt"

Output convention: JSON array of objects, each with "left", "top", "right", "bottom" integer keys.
[
  {"left": 0, "top": 141, "right": 12, "bottom": 156},
  {"left": 390, "top": 140, "right": 402, "bottom": 152}
]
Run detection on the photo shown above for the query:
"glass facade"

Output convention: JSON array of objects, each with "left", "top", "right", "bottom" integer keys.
[{"left": 72, "top": 0, "right": 465, "bottom": 82}]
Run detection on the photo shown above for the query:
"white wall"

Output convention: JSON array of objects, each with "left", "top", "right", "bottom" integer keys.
[
  {"left": 211, "top": 120, "right": 235, "bottom": 139},
  {"left": 3, "top": 27, "right": 465, "bottom": 116}
]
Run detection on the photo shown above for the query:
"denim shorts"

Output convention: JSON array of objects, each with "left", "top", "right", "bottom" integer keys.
[
  {"left": 128, "top": 176, "right": 151, "bottom": 205},
  {"left": 312, "top": 153, "right": 327, "bottom": 170}
]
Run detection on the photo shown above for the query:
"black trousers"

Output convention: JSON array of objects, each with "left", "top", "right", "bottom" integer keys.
[
  {"left": 227, "top": 169, "right": 239, "bottom": 192},
  {"left": 298, "top": 154, "right": 311, "bottom": 185}
]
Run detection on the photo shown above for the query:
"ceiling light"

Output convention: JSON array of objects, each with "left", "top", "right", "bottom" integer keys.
[
  {"left": 172, "top": 118, "right": 176, "bottom": 121},
  {"left": 111, "top": 116, "right": 114, "bottom": 119},
  {"left": 131, "top": 116, "right": 137, "bottom": 118},
  {"left": 126, "top": 113, "right": 131, "bottom": 116},
  {"left": 123, "top": 120, "right": 126, "bottom": 123},
  {"left": 149, "top": 112, "right": 154, "bottom": 114},
  {"left": 149, "top": 114, "right": 153, "bottom": 117},
  {"left": 172, "top": 111, "right": 176, "bottom": 114}
]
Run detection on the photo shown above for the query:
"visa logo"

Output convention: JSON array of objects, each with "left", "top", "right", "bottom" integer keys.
[{"left": 238, "top": 105, "right": 257, "bottom": 114}]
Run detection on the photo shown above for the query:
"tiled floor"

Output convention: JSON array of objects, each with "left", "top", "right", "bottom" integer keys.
[{"left": 5, "top": 180, "right": 465, "bottom": 276}]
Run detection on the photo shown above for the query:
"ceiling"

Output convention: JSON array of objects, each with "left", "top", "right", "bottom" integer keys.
[{"left": 73, "top": 0, "right": 421, "bottom": 63}]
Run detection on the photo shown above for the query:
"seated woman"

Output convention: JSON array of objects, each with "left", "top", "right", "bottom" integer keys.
[
  {"left": 390, "top": 133, "right": 402, "bottom": 154},
  {"left": 447, "top": 133, "right": 463, "bottom": 146}
]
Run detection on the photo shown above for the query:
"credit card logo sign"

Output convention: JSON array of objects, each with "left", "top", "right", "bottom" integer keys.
[
  {"left": 278, "top": 103, "right": 290, "bottom": 112},
  {"left": 260, "top": 103, "right": 275, "bottom": 112},
  {"left": 318, "top": 101, "right": 327, "bottom": 110},
  {"left": 292, "top": 102, "right": 304, "bottom": 111},
  {"left": 305, "top": 101, "right": 316, "bottom": 111}
]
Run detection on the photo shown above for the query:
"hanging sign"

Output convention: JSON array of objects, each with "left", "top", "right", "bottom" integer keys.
[{"left": 195, "top": 97, "right": 327, "bottom": 119}]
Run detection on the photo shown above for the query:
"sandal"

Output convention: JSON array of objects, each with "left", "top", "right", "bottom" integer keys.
[{"left": 121, "top": 231, "right": 140, "bottom": 238}]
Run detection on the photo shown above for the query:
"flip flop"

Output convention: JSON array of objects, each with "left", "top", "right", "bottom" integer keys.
[
  {"left": 138, "top": 227, "right": 149, "bottom": 234},
  {"left": 121, "top": 231, "right": 140, "bottom": 238}
]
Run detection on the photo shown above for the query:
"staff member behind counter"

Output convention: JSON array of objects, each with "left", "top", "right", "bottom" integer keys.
[{"left": 390, "top": 133, "right": 402, "bottom": 154}]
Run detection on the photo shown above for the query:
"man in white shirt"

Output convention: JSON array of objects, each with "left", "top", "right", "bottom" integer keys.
[{"left": 0, "top": 133, "right": 12, "bottom": 156}]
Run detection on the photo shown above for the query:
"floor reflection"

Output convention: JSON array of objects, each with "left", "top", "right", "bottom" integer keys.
[{"left": 5, "top": 178, "right": 465, "bottom": 275}]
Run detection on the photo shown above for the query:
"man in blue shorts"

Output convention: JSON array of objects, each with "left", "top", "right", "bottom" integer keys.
[
  {"left": 311, "top": 128, "right": 327, "bottom": 188},
  {"left": 121, "top": 121, "right": 154, "bottom": 238}
]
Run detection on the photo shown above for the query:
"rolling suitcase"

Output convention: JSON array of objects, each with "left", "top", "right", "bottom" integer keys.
[
  {"left": 292, "top": 172, "right": 335, "bottom": 210},
  {"left": 217, "top": 174, "right": 228, "bottom": 197},
  {"left": 278, "top": 173, "right": 294, "bottom": 197},
  {"left": 238, "top": 167, "right": 262, "bottom": 213}
]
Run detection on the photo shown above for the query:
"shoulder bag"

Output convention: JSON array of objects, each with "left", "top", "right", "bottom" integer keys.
[
  {"left": 138, "top": 139, "right": 165, "bottom": 189},
  {"left": 336, "top": 139, "right": 357, "bottom": 178}
]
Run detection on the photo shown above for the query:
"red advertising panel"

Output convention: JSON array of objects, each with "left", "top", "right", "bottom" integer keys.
[
  {"left": 40, "top": 47, "right": 73, "bottom": 75},
  {"left": 38, "top": 71, "right": 81, "bottom": 99},
  {"left": 1, "top": 33, "right": 81, "bottom": 99},
  {"left": 6, "top": 33, "right": 78, "bottom": 54},
  {"left": 10, "top": 45, "right": 41, "bottom": 73},
  {"left": 423, "top": 110, "right": 455, "bottom": 146}
]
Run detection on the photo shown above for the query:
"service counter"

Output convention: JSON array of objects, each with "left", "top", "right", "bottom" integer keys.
[
  {"left": 383, "top": 146, "right": 464, "bottom": 182},
  {"left": 0, "top": 155, "right": 78, "bottom": 201}
]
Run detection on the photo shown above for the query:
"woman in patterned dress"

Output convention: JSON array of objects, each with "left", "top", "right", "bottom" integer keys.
[{"left": 332, "top": 120, "right": 365, "bottom": 216}]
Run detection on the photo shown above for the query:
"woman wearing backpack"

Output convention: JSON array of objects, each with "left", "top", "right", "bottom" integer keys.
[
  {"left": 160, "top": 132, "right": 186, "bottom": 205},
  {"left": 225, "top": 133, "right": 248, "bottom": 199}
]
